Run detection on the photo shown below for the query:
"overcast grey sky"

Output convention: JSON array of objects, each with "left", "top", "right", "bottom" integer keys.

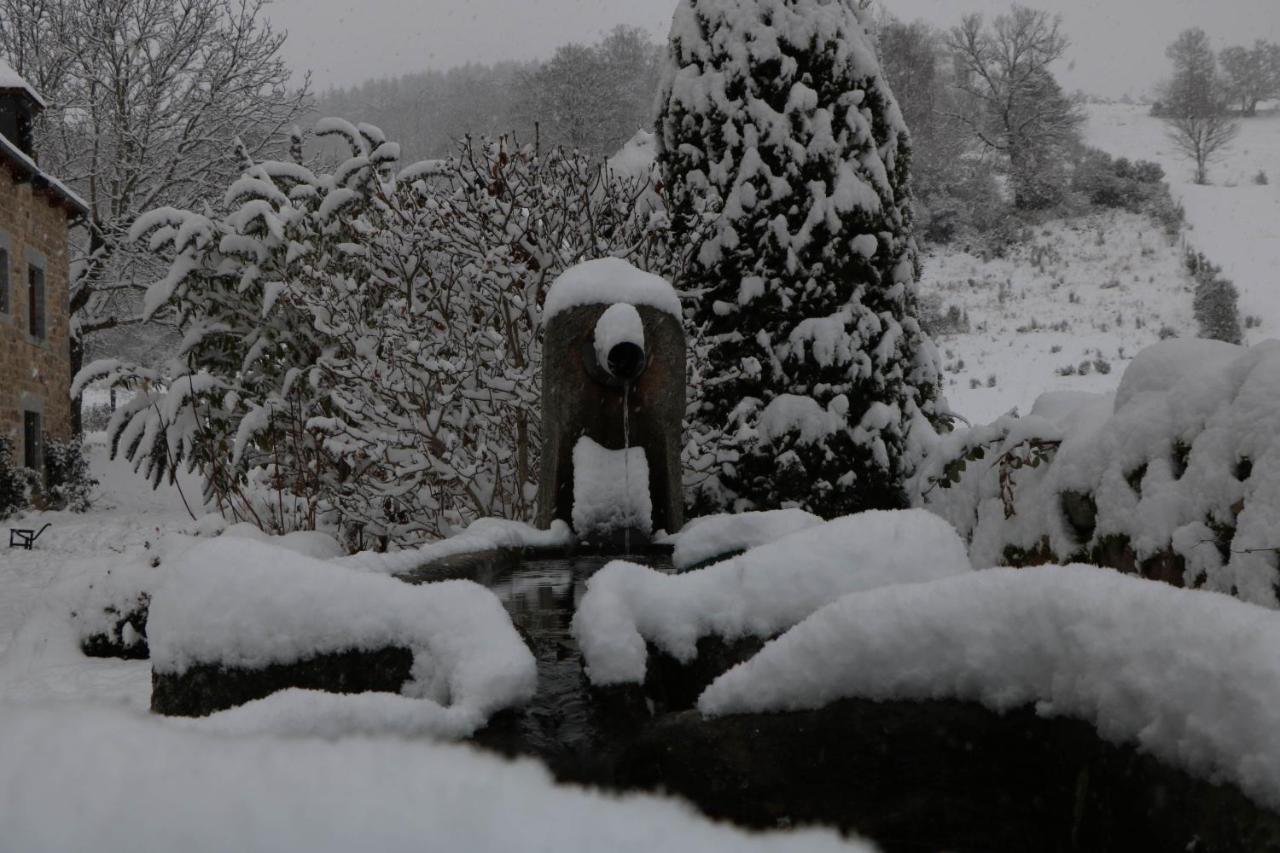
[{"left": 268, "top": 0, "right": 1280, "bottom": 99}]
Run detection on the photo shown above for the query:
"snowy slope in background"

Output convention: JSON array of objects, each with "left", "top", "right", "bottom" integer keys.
[
  {"left": 1086, "top": 103, "right": 1280, "bottom": 339},
  {"left": 919, "top": 210, "right": 1195, "bottom": 424}
]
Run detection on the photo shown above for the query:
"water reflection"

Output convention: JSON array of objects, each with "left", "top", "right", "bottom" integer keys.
[{"left": 410, "top": 551, "right": 673, "bottom": 780}]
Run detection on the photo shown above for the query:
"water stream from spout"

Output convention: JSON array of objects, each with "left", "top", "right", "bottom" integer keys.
[{"left": 622, "top": 382, "right": 632, "bottom": 555}]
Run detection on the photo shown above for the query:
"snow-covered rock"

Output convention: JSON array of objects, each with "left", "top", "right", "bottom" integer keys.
[
  {"left": 700, "top": 563, "right": 1280, "bottom": 812},
  {"left": 0, "top": 704, "right": 872, "bottom": 853},
  {"left": 665, "top": 508, "right": 824, "bottom": 569},
  {"left": 543, "top": 258, "right": 681, "bottom": 321},
  {"left": 148, "top": 538, "right": 536, "bottom": 738},
  {"left": 574, "top": 510, "right": 971, "bottom": 686}
]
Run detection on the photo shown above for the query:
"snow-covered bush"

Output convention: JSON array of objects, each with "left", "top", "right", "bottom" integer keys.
[
  {"left": 658, "top": 0, "right": 943, "bottom": 518},
  {"left": 916, "top": 339, "right": 1280, "bottom": 607},
  {"left": 1187, "top": 250, "right": 1244, "bottom": 345},
  {"left": 80, "top": 121, "right": 664, "bottom": 549},
  {"left": 38, "top": 437, "right": 97, "bottom": 513},
  {"left": 0, "top": 437, "right": 31, "bottom": 519}
]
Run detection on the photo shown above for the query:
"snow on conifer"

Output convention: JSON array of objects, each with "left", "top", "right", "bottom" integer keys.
[{"left": 658, "top": 0, "right": 943, "bottom": 517}]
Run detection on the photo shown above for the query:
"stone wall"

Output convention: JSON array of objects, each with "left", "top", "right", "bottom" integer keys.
[{"left": 0, "top": 163, "right": 73, "bottom": 462}]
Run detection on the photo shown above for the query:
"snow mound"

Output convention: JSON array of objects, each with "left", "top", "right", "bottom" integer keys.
[
  {"left": 667, "top": 508, "right": 824, "bottom": 569},
  {"left": 1113, "top": 338, "right": 1241, "bottom": 410},
  {"left": 572, "top": 437, "right": 652, "bottom": 540},
  {"left": 544, "top": 258, "right": 681, "bottom": 321},
  {"left": 148, "top": 538, "right": 535, "bottom": 738},
  {"left": 700, "top": 564, "right": 1280, "bottom": 812},
  {"left": 574, "top": 510, "right": 971, "bottom": 686},
  {"left": 919, "top": 339, "right": 1280, "bottom": 606},
  {"left": 0, "top": 704, "right": 873, "bottom": 853},
  {"left": 336, "top": 518, "right": 573, "bottom": 575}
]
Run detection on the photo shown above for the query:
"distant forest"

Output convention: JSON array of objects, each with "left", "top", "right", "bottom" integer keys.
[{"left": 312, "top": 25, "right": 661, "bottom": 161}]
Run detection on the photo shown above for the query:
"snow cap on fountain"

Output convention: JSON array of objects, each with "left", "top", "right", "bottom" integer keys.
[{"left": 544, "top": 258, "right": 682, "bottom": 321}]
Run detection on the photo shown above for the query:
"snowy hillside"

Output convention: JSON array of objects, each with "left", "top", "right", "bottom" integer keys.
[
  {"left": 923, "top": 103, "right": 1280, "bottom": 424},
  {"left": 1086, "top": 102, "right": 1280, "bottom": 339},
  {"left": 920, "top": 210, "right": 1195, "bottom": 424}
]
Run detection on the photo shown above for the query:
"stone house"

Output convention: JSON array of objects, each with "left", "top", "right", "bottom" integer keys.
[{"left": 0, "top": 58, "right": 88, "bottom": 472}]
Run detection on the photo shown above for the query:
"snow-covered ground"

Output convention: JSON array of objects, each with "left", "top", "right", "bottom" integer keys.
[
  {"left": 923, "top": 102, "right": 1280, "bottom": 425},
  {"left": 1086, "top": 103, "right": 1280, "bottom": 343},
  {"left": 921, "top": 210, "right": 1195, "bottom": 423},
  {"left": 0, "top": 442, "right": 874, "bottom": 852}
]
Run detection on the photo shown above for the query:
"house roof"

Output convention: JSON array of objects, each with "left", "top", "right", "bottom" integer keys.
[
  {"left": 0, "top": 56, "right": 46, "bottom": 110},
  {"left": 0, "top": 130, "right": 90, "bottom": 218}
]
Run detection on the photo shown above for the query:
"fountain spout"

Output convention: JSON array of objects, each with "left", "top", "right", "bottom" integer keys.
[{"left": 537, "top": 259, "right": 686, "bottom": 552}]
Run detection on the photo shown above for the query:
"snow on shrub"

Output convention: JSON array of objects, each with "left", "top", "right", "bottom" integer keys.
[
  {"left": 658, "top": 0, "right": 943, "bottom": 517},
  {"left": 148, "top": 538, "right": 536, "bottom": 737},
  {"left": 573, "top": 510, "right": 971, "bottom": 686},
  {"left": 699, "top": 564, "right": 1280, "bottom": 812},
  {"left": 81, "top": 120, "right": 668, "bottom": 549},
  {"left": 0, "top": 705, "right": 871, "bottom": 853},
  {"left": 915, "top": 339, "right": 1280, "bottom": 607}
]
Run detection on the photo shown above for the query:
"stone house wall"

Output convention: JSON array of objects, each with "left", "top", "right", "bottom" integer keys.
[{"left": 0, "top": 162, "right": 73, "bottom": 468}]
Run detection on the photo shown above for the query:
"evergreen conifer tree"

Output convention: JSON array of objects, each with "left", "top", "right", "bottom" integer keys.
[{"left": 658, "top": 0, "right": 942, "bottom": 517}]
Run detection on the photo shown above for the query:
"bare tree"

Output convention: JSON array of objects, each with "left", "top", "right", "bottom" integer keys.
[
  {"left": 0, "top": 0, "right": 310, "bottom": 429},
  {"left": 945, "top": 5, "right": 1083, "bottom": 208},
  {"left": 1161, "top": 28, "right": 1238, "bottom": 184},
  {"left": 1220, "top": 40, "right": 1280, "bottom": 117}
]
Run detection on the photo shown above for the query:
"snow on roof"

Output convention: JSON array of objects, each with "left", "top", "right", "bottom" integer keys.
[
  {"left": 0, "top": 128, "right": 89, "bottom": 216},
  {"left": 0, "top": 55, "right": 46, "bottom": 108},
  {"left": 544, "top": 258, "right": 682, "bottom": 322},
  {"left": 699, "top": 564, "right": 1280, "bottom": 812}
]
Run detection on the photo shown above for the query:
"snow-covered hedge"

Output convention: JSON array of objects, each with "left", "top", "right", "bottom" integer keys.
[
  {"left": 0, "top": 705, "right": 872, "bottom": 853},
  {"left": 700, "top": 564, "right": 1280, "bottom": 812},
  {"left": 149, "top": 538, "right": 536, "bottom": 738},
  {"left": 574, "top": 510, "right": 971, "bottom": 686},
  {"left": 917, "top": 339, "right": 1280, "bottom": 607}
]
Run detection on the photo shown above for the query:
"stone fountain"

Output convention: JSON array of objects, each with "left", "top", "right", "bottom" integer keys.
[{"left": 536, "top": 258, "right": 685, "bottom": 551}]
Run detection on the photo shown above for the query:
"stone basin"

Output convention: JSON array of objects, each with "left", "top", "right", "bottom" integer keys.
[{"left": 397, "top": 547, "right": 1280, "bottom": 853}]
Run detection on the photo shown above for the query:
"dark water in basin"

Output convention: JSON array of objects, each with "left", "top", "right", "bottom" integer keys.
[{"left": 403, "top": 551, "right": 673, "bottom": 781}]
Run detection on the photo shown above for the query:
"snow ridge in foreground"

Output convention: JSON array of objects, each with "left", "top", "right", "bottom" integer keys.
[
  {"left": 700, "top": 564, "right": 1280, "bottom": 811},
  {"left": 0, "top": 705, "right": 872, "bottom": 853}
]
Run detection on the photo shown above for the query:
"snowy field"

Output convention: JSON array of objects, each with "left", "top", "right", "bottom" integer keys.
[{"left": 925, "top": 102, "right": 1280, "bottom": 424}]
